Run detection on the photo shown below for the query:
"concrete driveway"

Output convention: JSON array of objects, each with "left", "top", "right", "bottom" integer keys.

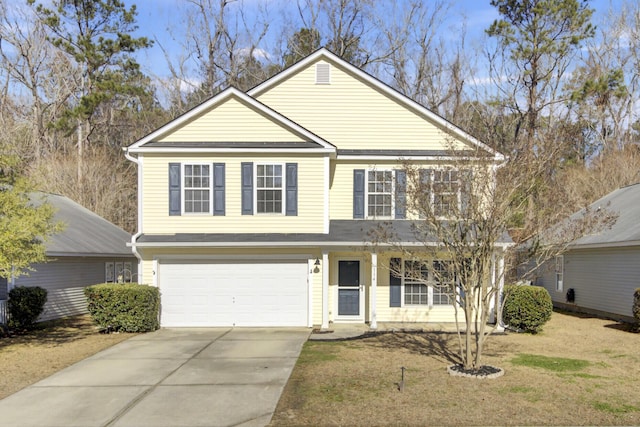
[{"left": 0, "top": 328, "right": 310, "bottom": 427}]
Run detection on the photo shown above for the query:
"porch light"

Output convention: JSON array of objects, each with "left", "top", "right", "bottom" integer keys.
[{"left": 314, "top": 259, "right": 321, "bottom": 266}]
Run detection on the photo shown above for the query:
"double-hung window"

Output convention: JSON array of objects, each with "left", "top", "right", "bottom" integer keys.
[
  {"left": 256, "top": 164, "right": 283, "bottom": 214},
  {"left": 432, "top": 169, "right": 460, "bottom": 217},
  {"left": 391, "top": 259, "right": 456, "bottom": 307},
  {"left": 367, "top": 170, "right": 394, "bottom": 218},
  {"left": 555, "top": 255, "right": 564, "bottom": 292},
  {"left": 184, "top": 164, "right": 211, "bottom": 214},
  {"left": 433, "top": 261, "right": 454, "bottom": 305},
  {"left": 403, "top": 261, "right": 429, "bottom": 305}
]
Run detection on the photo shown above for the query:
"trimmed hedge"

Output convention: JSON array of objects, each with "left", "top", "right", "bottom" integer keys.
[
  {"left": 633, "top": 288, "right": 640, "bottom": 323},
  {"left": 84, "top": 283, "right": 160, "bottom": 332},
  {"left": 7, "top": 286, "right": 48, "bottom": 331},
  {"left": 503, "top": 284, "right": 553, "bottom": 334}
]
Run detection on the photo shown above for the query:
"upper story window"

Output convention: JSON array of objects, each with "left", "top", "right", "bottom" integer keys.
[
  {"left": 168, "top": 162, "right": 225, "bottom": 216},
  {"left": 184, "top": 164, "right": 211, "bottom": 214},
  {"left": 433, "top": 170, "right": 459, "bottom": 217},
  {"left": 241, "top": 162, "right": 297, "bottom": 216},
  {"left": 256, "top": 164, "right": 284, "bottom": 214},
  {"left": 419, "top": 168, "right": 465, "bottom": 218},
  {"left": 367, "top": 170, "right": 394, "bottom": 218}
]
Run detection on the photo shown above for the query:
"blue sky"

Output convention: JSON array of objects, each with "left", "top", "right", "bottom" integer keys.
[{"left": 125, "top": 0, "right": 616, "bottom": 81}]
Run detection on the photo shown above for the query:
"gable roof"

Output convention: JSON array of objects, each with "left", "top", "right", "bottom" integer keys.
[
  {"left": 570, "top": 182, "right": 640, "bottom": 248},
  {"left": 127, "top": 87, "right": 335, "bottom": 153},
  {"left": 248, "top": 48, "right": 504, "bottom": 161},
  {"left": 34, "top": 193, "right": 133, "bottom": 257}
]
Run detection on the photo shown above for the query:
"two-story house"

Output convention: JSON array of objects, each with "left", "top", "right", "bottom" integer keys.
[{"left": 125, "top": 48, "right": 508, "bottom": 328}]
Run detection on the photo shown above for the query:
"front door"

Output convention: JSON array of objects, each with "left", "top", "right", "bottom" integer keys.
[{"left": 337, "top": 260, "right": 364, "bottom": 321}]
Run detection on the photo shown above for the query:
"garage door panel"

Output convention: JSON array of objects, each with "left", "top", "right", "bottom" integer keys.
[{"left": 159, "top": 260, "right": 308, "bottom": 327}]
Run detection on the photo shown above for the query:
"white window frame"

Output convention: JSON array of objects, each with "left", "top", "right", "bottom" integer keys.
[
  {"left": 399, "top": 259, "right": 456, "bottom": 307},
  {"left": 365, "top": 169, "right": 395, "bottom": 219},
  {"left": 422, "top": 168, "right": 461, "bottom": 219},
  {"left": 182, "top": 163, "right": 213, "bottom": 215},
  {"left": 555, "top": 255, "right": 564, "bottom": 292},
  {"left": 254, "top": 163, "right": 285, "bottom": 215}
]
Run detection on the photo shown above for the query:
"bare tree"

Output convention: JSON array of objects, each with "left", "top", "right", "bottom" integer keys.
[{"left": 370, "top": 137, "right": 615, "bottom": 371}]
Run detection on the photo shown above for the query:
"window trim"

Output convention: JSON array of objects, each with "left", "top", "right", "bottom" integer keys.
[
  {"left": 254, "top": 162, "right": 286, "bottom": 215},
  {"left": 365, "top": 169, "right": 395, "bottom": 219},
  {"left": 555, "top": 255, "right": 564, "bottom": 292},
  {"left": 397, "top": 258, "right": 456, "bottom": 307},
  {"left": 422, "top": 168, "right": 462, "bottom": 219},
  {"left": 182, "top": 163, "right": 213, "bottom": 215}
]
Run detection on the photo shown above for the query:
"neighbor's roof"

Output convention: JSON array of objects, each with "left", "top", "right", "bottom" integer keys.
[
  {"left": 570, "top": 182, "right": 640, "bottom": 248},
  {"left": 135, "top": 220, "right": 513, "bottom": 248},
  {"left": 34, "top": 192, "right": 133, "bottom": 257}
]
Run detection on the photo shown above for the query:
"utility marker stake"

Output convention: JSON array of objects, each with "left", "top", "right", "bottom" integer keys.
[{"left": 399, "top": 366, "right": 406, "bottom": 392}]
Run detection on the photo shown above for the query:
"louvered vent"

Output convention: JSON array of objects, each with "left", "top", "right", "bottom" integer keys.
[{"left": 316, "top": 63, "right": 331, "bottom": 84}]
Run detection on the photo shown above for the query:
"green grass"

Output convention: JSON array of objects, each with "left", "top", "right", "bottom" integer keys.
[
  {"left": 592, "top": 401, "right": 640, "bottom": 414},
  {"left": 510, "top": 353, "right": 590, "bottom": 372},
  {"left": 297, "top": 341, "right": 341, "bottom": 364}
]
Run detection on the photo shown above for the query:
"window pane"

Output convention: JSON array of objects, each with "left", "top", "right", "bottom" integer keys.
[
  {"left": 256, "top": 164, "right": 284, "bottom": 213},
  {"left": 367, "top": 170, "right": 393, "bottom": 218},
  {"left": 184, "top": 164, "right": 211, "bottom": 213}
]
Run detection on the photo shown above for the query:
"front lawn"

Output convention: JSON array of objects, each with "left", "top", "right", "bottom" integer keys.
[
  {"left": 271, "top": 311, "right": 640, "bottom": 426},
  {"left": 0, "top": 315, "right": 134, "bottom": 399}
]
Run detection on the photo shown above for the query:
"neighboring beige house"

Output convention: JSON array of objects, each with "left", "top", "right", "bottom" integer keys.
[
  {"left": 0, "top": 193, "right": 136, "bottom": 323},
  {"left": 125, "top": 48, "right": 509, "bottom": 328}
]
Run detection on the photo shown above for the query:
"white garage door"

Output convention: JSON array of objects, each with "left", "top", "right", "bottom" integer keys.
[{"left": 159, "top": 259, "right": 309, "bottom": 327}]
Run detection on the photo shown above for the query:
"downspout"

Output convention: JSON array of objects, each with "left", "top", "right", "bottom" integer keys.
[{"left": 124, "top": 147, "right": 143, "bottom": 282}]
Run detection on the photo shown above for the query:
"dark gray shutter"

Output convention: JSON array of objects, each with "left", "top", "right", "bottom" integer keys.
[
  {"left": 390, "top": 257, "right": 402, "bottom": 307},
  {"left": 213, "top": 163, "right": 225, "bottom": 216},
  {"left": 395, "top": 170, "right": 406, "bottom": 219},
  {"left": 353, "top": 169, "right": 365, "bottom": 219},
  {"left": 241, "top": 162, "right": 253, "bottom": 215},
  {"left": 285, "top": 163, "right": 298, "bottom": 216},
  {"left": 168, "top": 163, "right": 181, "bottom": 216},
  {"left": 460, "top": 169, "right": 473, "bottom": 214}
]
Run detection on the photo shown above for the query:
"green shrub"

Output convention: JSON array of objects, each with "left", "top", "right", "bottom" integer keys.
[
  {"left": 503, "top": 284, "right": 553, "bottom": 333},
  {"left": 633, "top": 288, "right": 640, "bottom": 322},
  {"left": 84, "top": 283, "right": 160, "bottom": 332},
  {"left": 8, "top": 286, "right": 48, "bottom": 331}
]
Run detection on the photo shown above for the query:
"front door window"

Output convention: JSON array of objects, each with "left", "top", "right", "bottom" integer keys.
[{"left": 338, "top": 260, "right": 360, "bottom": 316}]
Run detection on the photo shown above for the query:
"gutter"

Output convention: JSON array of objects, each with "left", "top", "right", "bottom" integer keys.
[{"left": 123, "top": 147, "right": 143, "bottom": 277}]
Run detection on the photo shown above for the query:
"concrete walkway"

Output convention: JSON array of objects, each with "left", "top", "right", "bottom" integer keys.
[{"left": 0, "top": 328, "right": 310, "bottom": 427}]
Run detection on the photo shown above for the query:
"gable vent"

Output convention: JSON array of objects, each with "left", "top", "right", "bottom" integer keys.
[{"left": 316, "top": 63, "right": 331, "bottom": 84}]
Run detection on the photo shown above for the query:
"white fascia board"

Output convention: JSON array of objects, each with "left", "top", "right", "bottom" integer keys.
[
  {"left": 127, "top": 147, "right": 336, "bottom": 155},
  {"left": 248, "top": 48, "right": 505, "bottom": 161},
  {"left": 568, "top": 240, "right": 640, "bottom": 250},
  {"left": 336, "top": 155, "right": 491, "bottom": 162},
  {"left": 133, "top": 241, "right": 441, "bottom": 248},
  {"left": 128, "top": 87, "right": 335, "bottom": 151}
]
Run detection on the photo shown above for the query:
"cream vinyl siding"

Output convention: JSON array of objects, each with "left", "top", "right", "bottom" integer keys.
[
  {"left": 373, "top": 254, "right": 464, "bottom": 323},
  {"left": 255, "top": 60, "right": 468, "bottom": 151},
  {"left": 330, "top": 160, "right": 465, "bottom": 220},
  {"left": 157, "top": 96, "right": 305, "bottom": 143},
  {"left": 137, "top": 247, "right": 319, "bottom": 287},
  {"left": 142, "top": 154, "right": 326, "bottom": 234}
]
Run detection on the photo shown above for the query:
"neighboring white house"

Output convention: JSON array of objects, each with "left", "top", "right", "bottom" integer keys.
[
  {"left": 0, "top": 192, "right": 136, "bottom": 322},
  {"left": 534, "top": 182, "right": 640, "bottom": 322}
]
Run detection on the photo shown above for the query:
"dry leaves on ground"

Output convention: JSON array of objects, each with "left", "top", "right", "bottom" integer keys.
[
  {"left": 271, "top": 312, "right": 640, "bottom": 426},
  {"left": 0, "top": 315, "right": 134, "bottom": 399}
]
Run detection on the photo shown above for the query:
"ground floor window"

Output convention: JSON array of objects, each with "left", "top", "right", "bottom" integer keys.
[
  {"left": 400, "top": 259, "right": 455, "bottom": 306},
  {"left": 555, "top": 255, "right": 563, "bottom": 292},
  {"left": 105, "top": 261, "right": 133, "bottom": 283}
]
